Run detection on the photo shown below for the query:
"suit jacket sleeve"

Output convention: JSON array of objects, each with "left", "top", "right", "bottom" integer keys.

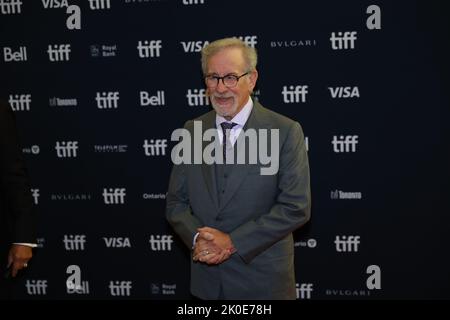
[
  {"left": 0, "top": 101, "right": 36, "bottom": 243},
  {"left": 230, "top": 121, "right": 311, "bottom": 263},
  {"left": 166, "top": 120, "right": 202, "bottom": 249}
]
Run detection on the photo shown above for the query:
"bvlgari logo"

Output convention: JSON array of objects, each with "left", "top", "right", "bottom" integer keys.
[
  {"left": 51, "top": 193, "right": 92, "bottom": 201},
  {"left": 270, "top": 39, "right": 317, "bottom": 48}
]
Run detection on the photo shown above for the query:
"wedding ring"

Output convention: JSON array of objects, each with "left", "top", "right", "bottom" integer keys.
[{"left": 23, "top": 263, "right": 28, "bottom": 268}]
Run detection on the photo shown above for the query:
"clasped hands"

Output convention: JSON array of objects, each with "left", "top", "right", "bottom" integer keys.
[{"left": 192, "top": 227, "right": 236, "bottom": 265}]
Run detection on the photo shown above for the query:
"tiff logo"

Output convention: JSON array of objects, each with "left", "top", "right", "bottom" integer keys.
[
  {"left": 55, "top": 141, "right": 78, "bottom": 158},
  {"left": 137, "top": 40, "right": 162, "bottom": 58},
  {"left": 9, "top": 94, "right": 31, "bottom": 111},
  {"left": 330, "top": 32, "right": 357, "bottom": 50},
  {"left": 3, "top": 46, "right": 27, "bottom": 62},
  {"left": 296, "top": 283, "right": 313, "bottom": 299},
  {"left": 335, "top": 235, "right": 360, "bottom": 252},
  {"left": 186, "top": 89, "right": 209, "bottom": 106},
  {"left": 0, "top": 0, "right": 22, "bottom": 14},
  {"left": 109, "top": 281, "right": 132, "bottom": 296},
  {"left": 88, "top": 0, "right": 110, "bottom": 9},
  {"left": 182, "top": 0, "right": 204, "bottom": 4},
  {"left": 236, "top": 36, "right": 258, "bottom": 48},
  {"left": 95, "top": 92, "right": 119, "bottom": 109},
  {"left": 282, "top": 85, "right": 308, "bottom": 103},
  {"left": 149, "top": 235, "right": 173, "bottom": 251},
  {"left": 25, "top": 280, "right": 48, "bottom": 295},
  {"left": 102, "top": 188, "right": 126, "bottom": 204},
  {"left": 332, "top": 135, "right": 358, "bottom": 153},
  {"left": 143, "top": 139, "right": 167, "bottom": 156},
  {"left": 140, "top": 91, "right": 165, "bottom": 106},
  {"left": 47, "top": 44, "right": 71, "bottom": 61},
  {"left": 31, "top": 189, "right": 40, "bottom": 205},
  {"left": 63, "top": 235, "right": 86, "bottom": 250}
]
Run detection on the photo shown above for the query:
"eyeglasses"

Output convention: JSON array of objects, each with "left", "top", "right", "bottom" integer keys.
[{"left": 204, "top": 72, "right": 249, "bottom": 88}]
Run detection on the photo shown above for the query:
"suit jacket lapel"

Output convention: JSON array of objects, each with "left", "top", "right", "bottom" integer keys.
[{"left": 200, "top": 112, "right": 220, "bottom": 212}]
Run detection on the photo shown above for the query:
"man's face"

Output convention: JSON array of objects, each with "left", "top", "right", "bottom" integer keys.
[{"left": 205, "top": 47, "right": 258, "bottom": 120}]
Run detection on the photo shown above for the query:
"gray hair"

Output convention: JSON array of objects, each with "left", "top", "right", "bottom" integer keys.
[{"left": 201, "top": 37, "right": 258, "bottom": 75}]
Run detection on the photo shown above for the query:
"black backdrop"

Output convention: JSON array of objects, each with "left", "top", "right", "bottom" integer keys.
[{"left": 0, "top": 0, "right": 448, "bottom": 299}]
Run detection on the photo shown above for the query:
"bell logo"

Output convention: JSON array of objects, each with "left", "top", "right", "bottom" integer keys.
[
  {"left": 296, "top": 283, "right": 313, "bottom": 299},
  {"left": 3, "top": 46, "right": 27, "bottom": 62},
  {"left": 25, "top": 280, "right": 48, "bottom": 295},
  {"left": 109, "top": 281, "right": 132, "bottom": 296},
  {"left": 140, "top": 91, "right": 165, "bottom": 106},
  {"left": 149, "top": 235, "right": 173, "bottom": 251},
  {"left": 66, "top": 265, "right": 90, "bottom": 294},
  {"left": 366, "top": 265, "right": 381, "bottom": 289}
]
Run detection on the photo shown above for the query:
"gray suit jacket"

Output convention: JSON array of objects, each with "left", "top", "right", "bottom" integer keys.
[{"left": 166, "top": 101, "right": 311, "bottom": 300}]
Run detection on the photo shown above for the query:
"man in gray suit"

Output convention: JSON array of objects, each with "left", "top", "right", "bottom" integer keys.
[{"left": 166, "top": 38, "right": 311, "bottom": 300}]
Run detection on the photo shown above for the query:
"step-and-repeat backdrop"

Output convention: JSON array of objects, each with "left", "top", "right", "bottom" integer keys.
[{"left": 1, "top": 0, "right": 448, "bottom": 299}]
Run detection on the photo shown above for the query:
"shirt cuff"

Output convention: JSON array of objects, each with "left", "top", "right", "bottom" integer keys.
[{"left": 192, "top": 232, "right": 199, "bottom": 250}]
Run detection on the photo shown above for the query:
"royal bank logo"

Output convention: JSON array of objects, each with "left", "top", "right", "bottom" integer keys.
[
  {"left": 282, "top": 85, "right": 308, "bottom": 103},
  {"left": 143, "top": 193, "right": 166, "bottom": 200},
  {"left": 186, "top": 89, "right": 209, "bottom": 106},
  {"left": 137, "top": 40, "right": 162, "bottom": 58},
  {"left": 63, "top": 234, "right": 87, "bottom": 251},
  {"left": 149, "top": 235, "right": 173, "bottom": 251},
  {"left": 332, "top": 135, "right": 358, "bottom": 153},
  {"left": 330, "top": 31, "right": 357, "bottom": 50},
  {"left": 95, "top": 92, "right": 119, "bottom": 109},
  {"left": 51, "top": 193, "right": 92, "bottom": 201},
  {"left": 49, "top": 97, "right": 78, "bottom": 107},
  {"left": 296, "top": 283, "right": 313, "bottom": 299},
  {"left": 88, "top": 0, "right": 110, "bottom": 9},
  {"left": 0, "top": 0, "right": 22, "bottom": 14},
  {"left": 55, "top": 141, "right": 78, "bottom": 158},
  {"left": 294, "top": 238, "right": 317, "bottom": 248},
  {"left": 335, "top": 235, "right": 360, "bottom": 252},
  {"left": 3, "top": 46, "right": 27, "bottom": 62},
  {"left": 150, "top": 283, "right": 176, "bottom": 295},
  {"left": 140, "top": 90, "right": 165, "bottom": 106},
  {"left": 328, "top": 86, "right": 360, "bottom": 99},
  {"left": 25, "top": 280, "right": 48, "bottom": 295},
  {"left": 94, "top": 145, "right": 128, "bottom": 153},
  {"left": 330, "top": 190, "right": 362, "bottom": 200},
  {"left": 90, "top": 44, "right": 118, "bottom": 57},
  {"left": 103, "top": 237, "right": 131, "bottom": 248},
  {"left": 270, "top": 39, "right": 317, "bottom": 48},
  {"left": 109, "top": 281, "right": 132, "bottom": 296},
  {"left": 180, "top": 40, "right": 209, "bottom": 53},
  {"left": 9, "top": 94, "right": 31, "bottom": 111},
  {"left": 23, "top": 145, "right": 40, "bottom": 155},
  {"left": 102, "top": 188, "right": 126, "bottom": 204},
  {"left": 31, "top": 188, "right": 40, "bottom": 205},
  {"left": 47, "top": 44, "right": 71, "bottom": 62},
  {"left": 143, "top": 139, "right": 167, "bottom": 156}
]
